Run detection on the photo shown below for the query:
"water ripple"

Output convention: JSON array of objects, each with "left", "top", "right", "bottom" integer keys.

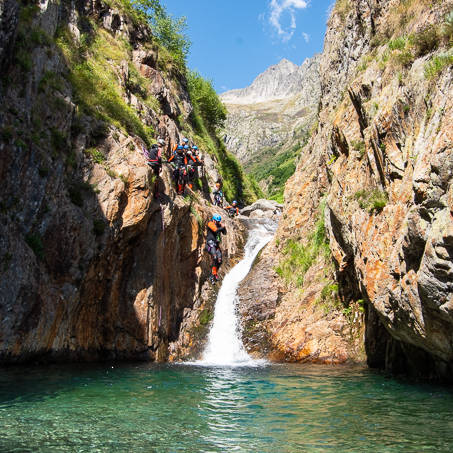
[{"left": 0, "top": 363, "right": 453, "bottom": 452}]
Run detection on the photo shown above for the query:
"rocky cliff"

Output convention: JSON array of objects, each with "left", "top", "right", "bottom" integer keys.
[
  {"left": 0, "top": 0, "right": 248, "bottom": 363},
  {"left": 220, "top": 57, "right": 321, "bottom": 200},
  {"left": 239, "top": 0, "right": 453, "bottom": 381}
]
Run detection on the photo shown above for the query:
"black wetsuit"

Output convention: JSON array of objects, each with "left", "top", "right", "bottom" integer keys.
[
  {"left": 205, "top": 220, "right": 226, "bottom": 272},
  {"left": 146, "top": 144, "right": 162, "bottom": 176}
]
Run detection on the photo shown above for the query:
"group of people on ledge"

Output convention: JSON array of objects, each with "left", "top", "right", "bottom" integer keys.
[
  {"left": 143, "top": 137, "right": 203, "bottom": 196},
  {"left": 143, "top": 138, "right": 241, "bottom": 285}
]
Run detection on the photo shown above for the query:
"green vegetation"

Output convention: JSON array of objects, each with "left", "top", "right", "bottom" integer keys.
[
  {"left": 249, "top": 144, "right": 299, "bottom": 203},
  {"left": 316, "top": 281, "right": 341, "bottom": 313},
  {"left": 333, "top": 0, "right": 351, "bottom": 20},
  {"left": 358, "top": 54, "right": 374, "bottom": 72},
  {"left": 409, "top": 25, "right": 440, "bottom": 57},
  {"left": 275, "top": 201, "right": 330, "bottom": 287},
  {"left": 12, "top": 5, "right": 51, "bottom": 74},
  {"left": 9, "top": 0, "right": 258, "bottom": 206},
  {"left": 84, "top": 148, "right": 106, "bottom": 164},
  {"left": 354, "top": 189, "right": 388, "bottom": 213},
  {"left": 388, "top": 37, "right": 406, "bottom": 51},
  {"left": 199, "top": 308, "right": 213, "bottom": 326},
  {"left": 373, "top": 9, "right": 453, "bottom": 75},
  {"left": 187, "top": 71, "right": 226, "bottom": 130},
  {"left": 424, "top": 53, "right": 453, "bottom": 79},
  {"left": 56, "top": 27, "right": 155, "bottom": 145},
  {"left": 190, "top": 206, "right": 203, "bottom": 228},
  {"left": 127, "top": 0, "right": 190, "bottom": 71},
  {"left": 185, "top": 73, "right": 261, "bottom": 203},
  {"left": 25, "top": 232, "right": 44, "bottom": 259},
  {"left": 248, "top": 130, "right": 310, "bottom": 203},
  {"left": 351, "top": 140, "right": 366, "bottom": 159}
]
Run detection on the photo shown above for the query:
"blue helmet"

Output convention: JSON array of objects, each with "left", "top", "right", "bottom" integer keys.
[
  {"left": 192, "top": 146, "right": 198, "bottom": 150},
  {"left": 184, "top": 145, "right": 189, "bottom": 149},
  {"left": 177, "top": 145, "right": 183, "bottom": 150},
  {"left": 182, "top": 137, "right": 189, "bottom": 143},
  {"left": 213, "top": 214, "right": 221, "bottom": 222},
  {"left": 233, "top": 200, "right": 237, "bottom": 204}
]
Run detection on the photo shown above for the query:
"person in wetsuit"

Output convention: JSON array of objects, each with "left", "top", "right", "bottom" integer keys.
[
  {"left": 224, "top": 200, "right": 239, "bottom": 217},
  {"left": 168, "top": 145, "right": 197, "bottom": 194},
  {"left": 212, "top": 180, "right": 224, "bottom": 207},
  {"left": 144, "top": 138, "right": 165, "bottom": 176},
  {"left": 144, "top": 138, "right": 165, "bottom": 198},
  {"left": 205, "top": 214, "right": 226, "bottom": 283}
]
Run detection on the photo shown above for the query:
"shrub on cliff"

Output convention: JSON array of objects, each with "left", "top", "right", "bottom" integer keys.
[
  {"left": 187, "top": 71, "right": 227, "bottom": 131},
  {"left": 276, "top": 201, "right": 330, "bottom": 287},
  {"left": 129, "top": 0, "right": 190, "bottom": 71}
]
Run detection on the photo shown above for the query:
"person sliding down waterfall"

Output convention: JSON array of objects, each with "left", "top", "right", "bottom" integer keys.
[
  {"left": 224, "top": 200, "right": 239, "bottom": 217},
  {"left": 205, "top": 214, "right": 226, "bottom": 284},
  {"left": 143, "top": 138, "right": 165, "bottom": 199}
]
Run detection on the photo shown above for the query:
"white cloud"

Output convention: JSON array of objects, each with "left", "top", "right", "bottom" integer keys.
[
  {"left": 302, "top": 32, "right": 310, "bottom": 42},
  {"left": 269, "top": 0, "right": 309, "bottom": 42}
]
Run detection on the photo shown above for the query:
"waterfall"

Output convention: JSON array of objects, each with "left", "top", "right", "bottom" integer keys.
[{"left": 199, "top": 220, "right": 276, "bottom": 366}]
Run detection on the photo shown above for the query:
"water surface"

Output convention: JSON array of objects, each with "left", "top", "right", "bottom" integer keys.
[{"left": 1, "top": 362, "right": 452, "bottom": 452}]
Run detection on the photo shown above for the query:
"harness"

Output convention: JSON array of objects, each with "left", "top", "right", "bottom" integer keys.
[{"left": 144, "top": 144, "right": 161, "bottom": 165}]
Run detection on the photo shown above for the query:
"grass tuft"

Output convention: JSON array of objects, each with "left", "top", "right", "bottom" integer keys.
[
  {"left": 424, "top": 53, "right": 453, "bottom": 79},
  {"left": 275, "top": 200, "right": 330, "bottom": 287},
  {"left": 354, "top": 189, "right": 388, "bottom": 213}
]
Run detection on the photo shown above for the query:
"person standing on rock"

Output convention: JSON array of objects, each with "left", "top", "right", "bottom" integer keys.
[
  {"left": 168, "top": 145, "right": 197, "bottom": 194},
  {"left": 205, "top": 214, "right": 226, "bottom": 284},
  {"left": 172, "top": 137, "right": 189, "bottom": 153},
  {"left": 224, "top": 200, "right": 239, "bottom": 217},
  {"left": 144, "top": 138, "right": 165, "bottom": 199},
  {"left": 212, "top": 180, "right": 224, "bottom": 207},
  {"left": 185, "top": 146, "right": 203, "bottom": 190}
]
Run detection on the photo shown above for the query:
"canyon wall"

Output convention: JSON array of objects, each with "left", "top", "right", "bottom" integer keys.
[
  {"left": 0, "top": 0, "right": 245, "bottom": 363},
  {"left": 239, "top": 0, "right": 453, "bottom": 380}
]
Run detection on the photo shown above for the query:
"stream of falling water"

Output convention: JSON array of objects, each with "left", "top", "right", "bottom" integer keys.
[{"left": 199, "top": 220, "right": 276, "bottom": 366}]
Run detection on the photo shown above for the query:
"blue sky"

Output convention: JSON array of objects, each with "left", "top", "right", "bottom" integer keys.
[{"left": 162, "top": 0, "right": 334, "bottom": 92}]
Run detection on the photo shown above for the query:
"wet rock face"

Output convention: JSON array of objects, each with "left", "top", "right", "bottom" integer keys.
[
  {"left": 0, "top": 0, "right": 240, "bottom": 363},
  {"left": 238, "top": 242, "right": 362, "bottom": 364},
  {"left": 240, "top": 199, "right": 282, "bottom": 221},
  {"left": 245, "top": 0, "right": 453, "bottom": 379}
]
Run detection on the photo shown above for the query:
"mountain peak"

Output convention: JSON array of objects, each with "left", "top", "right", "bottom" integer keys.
[
  {"left": 276, "top": 58, "right": 298, "bottom": 69},
  {"left": 220, "top": 55, "right": 320, "bottom": 105}
]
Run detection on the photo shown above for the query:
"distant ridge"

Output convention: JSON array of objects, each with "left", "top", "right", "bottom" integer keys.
[
  {"left": 221, "top": 57, "right": 320, "bottom": 105},
  {"left": 220, "top": 55, "right": 321, "bottom": 200}
]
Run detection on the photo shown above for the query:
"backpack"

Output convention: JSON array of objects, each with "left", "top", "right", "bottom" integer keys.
[{"left": 148, "top": 144, "right": 161, "bottom": 163}]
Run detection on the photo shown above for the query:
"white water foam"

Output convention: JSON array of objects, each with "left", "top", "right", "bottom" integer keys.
[{"left": 198, "top": 221, "right": 276, "bottom": 367}]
